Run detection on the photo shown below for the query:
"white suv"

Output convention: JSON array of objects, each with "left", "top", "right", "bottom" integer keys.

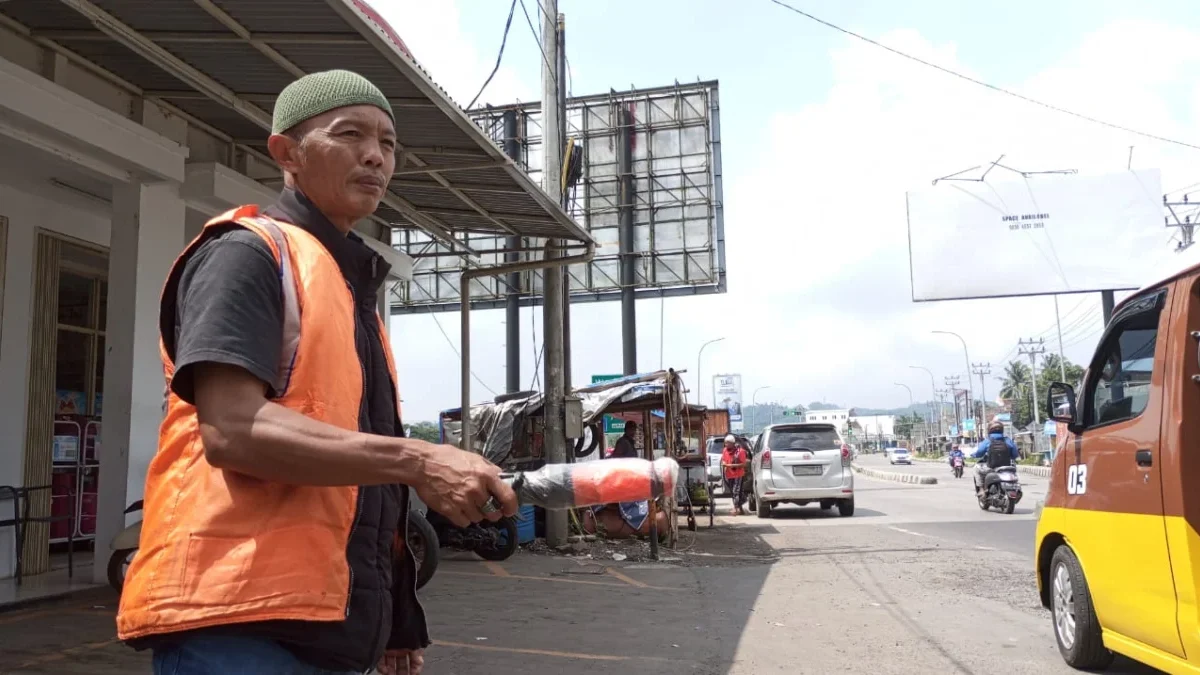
[{"left": 748, "top": 423, "right": 855, "bottom": 518}]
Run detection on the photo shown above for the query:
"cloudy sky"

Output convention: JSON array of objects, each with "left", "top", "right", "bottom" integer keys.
[{"left": 375, "top": 0, "right": 1200, "bottom": 423}]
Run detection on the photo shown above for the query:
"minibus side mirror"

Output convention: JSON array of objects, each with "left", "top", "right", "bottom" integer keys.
[{"left": 1048, "top": 382, "right": 1079, "bottom": 430}]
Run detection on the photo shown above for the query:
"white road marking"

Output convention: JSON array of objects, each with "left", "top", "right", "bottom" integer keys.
[
  {"left": 975, "top": 546, "right": 997, "bottom": 551},
  {"left": 887, "top": 526, "right": 929, "bottom": 537}
]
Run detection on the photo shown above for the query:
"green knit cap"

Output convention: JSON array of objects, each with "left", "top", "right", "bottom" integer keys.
[{"left": 271, "top": 70, "right": 394, "bottom": 134}]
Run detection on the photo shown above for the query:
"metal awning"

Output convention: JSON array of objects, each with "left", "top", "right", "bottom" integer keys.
[{"left": 0, "top": 0, "right": 592, "bottom": 253}]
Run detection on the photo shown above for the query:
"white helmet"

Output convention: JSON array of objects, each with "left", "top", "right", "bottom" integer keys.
[{"left": 724, "top": 434, "right": 737, "bottom": 443}]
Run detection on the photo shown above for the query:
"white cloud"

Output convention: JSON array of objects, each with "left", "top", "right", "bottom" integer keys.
[
  {"left": 383, "top": 9, "right": 1200, "bottom": 422},
  {"left": 369, "top": 0, "right": 536, "bottom": 106}
]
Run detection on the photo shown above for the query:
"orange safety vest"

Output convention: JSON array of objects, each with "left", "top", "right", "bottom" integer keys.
[{"left": 116, "top": 205, "right": 402, "bottom": 640}]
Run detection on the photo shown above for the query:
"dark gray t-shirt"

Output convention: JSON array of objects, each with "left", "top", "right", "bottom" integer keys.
[{"left": 170, "top": 225, "right": 282, "bottom": 403}]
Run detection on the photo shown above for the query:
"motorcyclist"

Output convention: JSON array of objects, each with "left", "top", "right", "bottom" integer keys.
[
  {"left": 971, "top": 421, "right": 1019, "bottom": 494},
  {"left": 947, "top": 444, "right": 965, "bottom": 467}
]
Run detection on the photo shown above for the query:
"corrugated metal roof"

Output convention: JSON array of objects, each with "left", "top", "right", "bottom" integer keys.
[{"left": 0, "top": 0, "right": 591, "bottom": 250}]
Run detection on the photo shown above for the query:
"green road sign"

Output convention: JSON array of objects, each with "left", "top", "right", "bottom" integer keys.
[
  {"left": 591, "top": 374, "right": 625, "bottom": 433},
  {"left": 781, "top": 409, "right": 802, "bottom": 417}
]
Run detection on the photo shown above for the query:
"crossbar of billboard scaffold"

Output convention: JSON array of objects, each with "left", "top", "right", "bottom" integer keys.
[{"left": 388, "top": 80, "right": 727, "bottom": 314}]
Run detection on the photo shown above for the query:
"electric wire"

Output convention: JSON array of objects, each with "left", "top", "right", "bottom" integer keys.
[
  {"left": 766, "top": 0, "right": 1200, "bottom": 151},
  {"left": 429, "top": 313, "right": 500, "bottom": 397},
  {"left": 518, "top": 0, "right": 557, "bottom": 91},
  {"left": 466, "top": 0, "right": 519, "bottom": 110}
]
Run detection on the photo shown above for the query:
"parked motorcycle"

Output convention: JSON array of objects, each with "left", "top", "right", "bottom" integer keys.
[
  {"left": 108, "top": 500, "right": 143, "bottom": 592},
  {"left": 975, "top": 463, "right": 1022, "bottom": 514},
  {"left": 951, "top": 456, "right": 964, "bottom": 479},
  {"left": 406, "top": 509, "right": 439, "bottom": 590},
  {"left": 424, "top": 509, "right": 519, "bottom": 561}
]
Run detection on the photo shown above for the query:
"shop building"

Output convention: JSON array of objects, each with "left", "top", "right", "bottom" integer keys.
[{"left": 0, "top": 0, "right": 588, "bottom": 591}]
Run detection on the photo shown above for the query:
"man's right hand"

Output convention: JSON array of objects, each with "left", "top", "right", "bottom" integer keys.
[{"left": 413, "top": 443, "right": 518, "bottom": 527}]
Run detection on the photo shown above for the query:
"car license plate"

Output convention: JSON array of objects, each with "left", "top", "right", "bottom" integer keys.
[{"left": 792, "top": 465, "right": 823, "bottom": 476}]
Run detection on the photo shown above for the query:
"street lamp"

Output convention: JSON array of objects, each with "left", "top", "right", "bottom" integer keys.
[
  {"left": 894, "top": 382, "right": 924, "bottom": 444},
  {"left": 909, "top": 365, "right": 939, "bottom": 436},
  {"left": 696, "top": 337, "right": 726, "bottom": 407},
  {"left": 933, "top": 331, "right": 976, "bottom": 438}
]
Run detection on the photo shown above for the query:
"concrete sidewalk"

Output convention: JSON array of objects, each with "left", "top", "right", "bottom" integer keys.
[{"left": 0, "top": 523, "right": 776, "bottom": 675}]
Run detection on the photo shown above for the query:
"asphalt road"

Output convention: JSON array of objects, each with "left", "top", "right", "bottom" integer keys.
[
  {"left": 1, "top": 453, "right": 1163, "bottom": 674},
  {"left": 845, "top": 453, "right": 1049, "bottom": 557}
]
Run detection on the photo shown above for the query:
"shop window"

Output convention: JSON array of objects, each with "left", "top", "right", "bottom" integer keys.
[
  {"left": 57, "top": 271, "right": 94, "bottom": 329},
  {"left": 54, "top": 245, "right": 107, "bottom": 417},
  {"left": 55, "top": 330, "right": 91, "bottom": 415}
]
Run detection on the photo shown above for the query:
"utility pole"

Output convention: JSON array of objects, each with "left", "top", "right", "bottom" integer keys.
[
  {"left": 910, "top": 366, "right": 939, "bottom": 437},
  {"left": 1052, "top": 296, "right": 1067, "bottom": 382},
  {"left": 1019, "top": 338, "right": 1047, "bottom": 453},
  {"left": 944, "top": 376, "right": 962, "bottom": 435},
  {"left": 557, "top": 15, "right": 572, "bottom": 390},
  {"left": 971, "top": 363, "right": 991, "bottom": 427},
  {"left": 540, "top": 0, "right": 567, "bottom": 548},
  {"left": 935, "top": 387, "right": 951, "bottom": 438}
]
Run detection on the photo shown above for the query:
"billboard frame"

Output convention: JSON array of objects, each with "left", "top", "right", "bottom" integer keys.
[
  {"left": 905, "top": 165, "right": 1169, "bottom": 303},
  {"left": 388, "top": 80, "right": 726, "bottom": 314}
]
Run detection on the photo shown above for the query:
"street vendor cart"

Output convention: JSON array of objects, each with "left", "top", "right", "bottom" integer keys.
[
  {"left": 442, "top": 369, "right": 691, "bottom": 554},
  {"left": 674, "top": 404, "right": 715, "bottom": 531}
]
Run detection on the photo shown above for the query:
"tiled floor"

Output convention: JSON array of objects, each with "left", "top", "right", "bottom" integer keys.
[{"left": 0, "top": 552, "right": 103, "bottom": 610}]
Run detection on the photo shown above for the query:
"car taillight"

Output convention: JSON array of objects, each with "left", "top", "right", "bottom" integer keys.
[
  {"left": 841, "top": 444, "right": 851, "bottom": 465},
  {"left": 762, "top": 449, "right": 772, "bottom": 469}
]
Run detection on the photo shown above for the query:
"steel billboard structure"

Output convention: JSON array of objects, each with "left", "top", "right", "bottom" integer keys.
[{"left": 388, "top": 81, "right": 726, "bottom": 313}]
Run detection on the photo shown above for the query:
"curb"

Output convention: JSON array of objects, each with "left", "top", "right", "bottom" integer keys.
[
  {"left": 914, "top": 456, "right": 1052, "bottom": 478},
  {"left": 850, "top": 463, "right": 938, "bottom": 485}
]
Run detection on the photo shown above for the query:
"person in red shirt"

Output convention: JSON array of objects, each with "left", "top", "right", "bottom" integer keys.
[{"left": 720, "top": 435, "right": 749, "bottom": 515}]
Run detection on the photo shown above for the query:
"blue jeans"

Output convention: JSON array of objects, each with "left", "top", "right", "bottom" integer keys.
[{"left": 152, "top": 635, "right": 365, "bottom": 675}]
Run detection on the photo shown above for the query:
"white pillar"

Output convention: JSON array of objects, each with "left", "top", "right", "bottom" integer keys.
[{"left": 94, "top": 181, "right": 185, "bottom": 584}]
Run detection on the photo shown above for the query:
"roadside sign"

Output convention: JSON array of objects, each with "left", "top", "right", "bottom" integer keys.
[
  {"left": 781, "top": 409, "right": 801, "bottom": 417},
  {"left": 591, "top": 374, "right": 625, "bottom": 433},
  {"left": 964, "top": 419, "right": 976, "bottom": 432}
]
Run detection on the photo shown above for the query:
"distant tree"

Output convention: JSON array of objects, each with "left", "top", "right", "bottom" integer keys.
[
  {"left": 807, "top": 402, "right": 842, "bottom": 411},
  {"left": 997, "top": 355, "right": 1086, "bottom": 429},
  {"left": 406, "top": 421, "right": 440, "bottom": 442},
  {"left": 893, "top": 413, "right": 925, "bottom": 440}
]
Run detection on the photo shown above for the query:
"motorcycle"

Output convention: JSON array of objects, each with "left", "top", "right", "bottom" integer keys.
[
  {"left": 108, "top": 500, "right": 144, "bottom": 592},
  {"left": 405, "top": 509, "right": 440, "bottom": 591},
  {"left": 951, "top": 455, "right": 964, "bottom": 479},
  {"left": 975, "top": 463, "right": 1022, "bottom": 514}
]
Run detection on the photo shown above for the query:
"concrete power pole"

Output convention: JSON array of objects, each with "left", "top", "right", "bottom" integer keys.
[
  {"left": 540, "top": 0, "right": 568, "bottom": 548},
  {"left": 1018, "top": 339, "right": 1047, "bottom": 453},
  {"left": 944, "top": 376, "right": 961, "bottom": 435},
  {"left": 935, "top": 388, "right": 951, "bottom": 438},
  {"left": 971, "top": 363, "right": 991, "bottom": 426}
]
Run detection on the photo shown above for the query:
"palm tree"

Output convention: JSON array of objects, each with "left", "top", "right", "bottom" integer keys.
[{"left": 1000, "top": 360, "right": 1031, "bottom": 399}]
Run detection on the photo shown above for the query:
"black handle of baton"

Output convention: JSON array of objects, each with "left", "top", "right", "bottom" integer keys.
[{"left": 481, "top": 473, "right": 525, "bottom": 515}]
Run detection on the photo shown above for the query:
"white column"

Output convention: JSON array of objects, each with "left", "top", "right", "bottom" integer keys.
[{"left": 94, "top": 181, "right": 185, "bottom": 584}]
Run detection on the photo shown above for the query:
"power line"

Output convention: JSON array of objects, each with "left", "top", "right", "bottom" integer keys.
[
  {"left": 466, "top": 0, "right": 519, "bottom": 110},
  {"left": 518, "top": 0, "right": 556, "bottom": 88},
  {"left": 766, "top": 0, "right": 1200, "bottom": 151},
  {"left": 429, "top": 313, "right": 499, "bottom": 397}
]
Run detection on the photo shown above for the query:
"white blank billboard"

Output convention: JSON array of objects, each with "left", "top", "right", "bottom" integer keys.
[{"left": 906, "top": 169, "right": 1166, "bottom": 301}]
